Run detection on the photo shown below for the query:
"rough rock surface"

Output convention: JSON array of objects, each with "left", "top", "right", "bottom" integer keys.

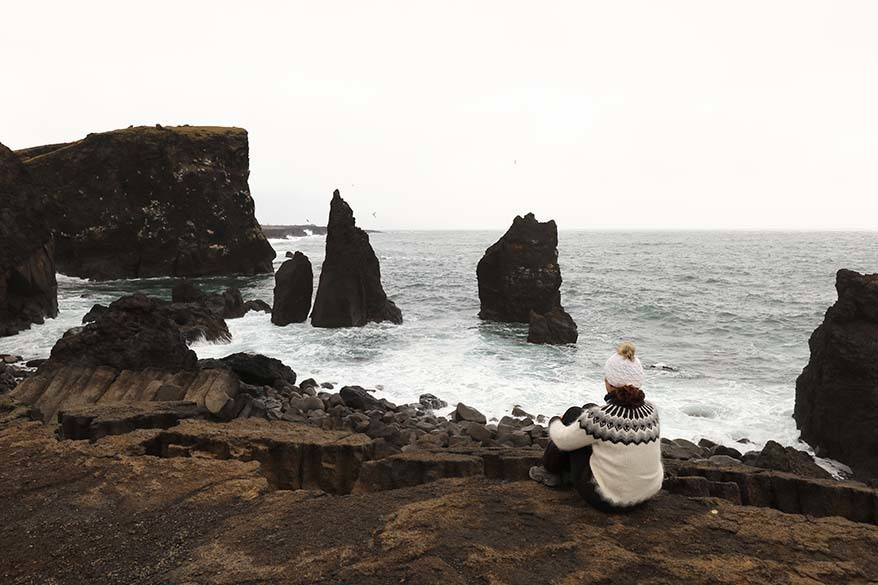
[
  {"left": 58, "top": 400, "right": 208, "bottom": 441},
  {"left": 18, "top": 125, "right": 275, "bottom": 279},
  {"left": 0, "top": 143, "right": 57, "bottom": 337},
  {"left": 311, "top": 190, "right": 402, "bottom": 327},
  {"left": 527, "top": 306, "right": 579, "bottom": 344},
  {"left": 1, "top": 419, "right": 877, "bottom": 584},
  {"left": 795, "top": 269, "right": 878, "bottom": 478},
  {"left": 271, "top": 252, "right": 313, "bottom": 325},
  {"left": 477, "top": 213, "right": 563, "bottom": 323},
  {"left": 48, "top": 294, "right": 199, "bottom": 372}
]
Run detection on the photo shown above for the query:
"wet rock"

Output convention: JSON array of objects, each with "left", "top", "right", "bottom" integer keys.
[
  {"left": 311, "top": 190, "right": 402, "bottom": 327},
  {"left": 0, "top": 142, "right": 57, "bottom": 337},
  {"left": 25, "top": 359, "right": 46, "bottom": 368},
  {"left": 47, "top": 294, "right": 199, "bottom": 372},
  {"left": 661, "top": 438, "right": 707, "bottom": 461},
  {"left": 218, "top": 353, "right": 296, "bottom": 389},
  {"left": 753, "top": 440, "right": 832, "bottom": 479},
  {"left": 713, "top": 445, "right": 743, "bottom": 460},
  {"left": 340, "top": 385, "right": 382, "bottom": 411},
  {"left": 795, "top": 269, "right": 878, "bottom": 478},
  {"left": 419, "top": 393, "right": 447, "bottom": 410},
  {"left": 271, "top": 252, "right": 313, "bottom": 325},
  {"left": 453, "top": 403, "right": 487, "bottom": 425},
  {"left": 299, "top": 378, "right": 319, "bottom": 392},
  {"left": 320, "top": 382, "right": 334, "bottom": 389},
  {"left": 476, "top": 213, "right": 562, "bottom": 323},
  {"left": 511, "top": 405, "right": 533, "bottom": 418},
  {"left": 527, "top": 307, "right": 578, "bottom": 345},
  {"left": 81, "top": 303, "right": 109, "bottom": 324},
  {"left": 243, "top": 299, "right": 271, "bottom": 314},
  {"left": 171, "top": 280, "right": 205, "bottom": 304},
  {"left": 18, "top": 126, "right": 275, "bottom": 279},
  {"left": 707, "top": 455, "right": 743, "bottom": 466}
]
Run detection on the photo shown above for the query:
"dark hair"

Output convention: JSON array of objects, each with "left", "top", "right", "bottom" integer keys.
[{"left": 610, "top": 385, "right": 645, "bottom": 408}]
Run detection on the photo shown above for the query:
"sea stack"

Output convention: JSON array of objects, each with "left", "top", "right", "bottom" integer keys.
[
  {"left": 794, "top": 269, "right": 878, "bottom": 478},
  {"left": 0, "top": 143, "right": 58, "bottom": 337},
  {"left": 272, "top": 252, "right": 313, "bottom": 325},
  {"left": 311, "top": 190, "right": 402, "bottom": 327},
  {"left": 16, "top": 126, "right": 276, "bottom": 280},
  {"left": 477, "top": 213, "right": 576, "bottom": 344}
]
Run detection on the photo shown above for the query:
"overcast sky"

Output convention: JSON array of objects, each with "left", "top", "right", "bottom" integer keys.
[{"left": 3, "top": 1, "right": 877, "bottom": 230}]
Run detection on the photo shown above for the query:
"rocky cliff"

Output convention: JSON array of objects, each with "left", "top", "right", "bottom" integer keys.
[
  {"left": 311, "top": 190, "right": 402, "bottom": 327},
  {"left": 0, "top": 143, "right": 58, "bottom": 337},
  {"left": 477, "top": 213, "right": 576, "bottom": 343},
  {"left": 17, "top": 125, "right": 275, "bottom": 280},
  {"left": 795, "top": 269, "right": 878, "bottom": 479}
]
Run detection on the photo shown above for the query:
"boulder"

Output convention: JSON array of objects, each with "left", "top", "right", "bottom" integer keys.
[
  {"left": 0, "top": 142, "right": 57, "bottom": 337},
  {"left": 419, "top": 393, "right": 448, "bottom": 410},
  {"left": 17, "top": 126, "right": 275, "bottom": 279},
  {"left": 271, "top": 252, "right": 313, "bottom": 325},
  {"left": 753, "top": 440, "right": 832, "bottom": 480},
  {"left": 477, "top": 213, "right": 562, "bottom": 323},
  {"left": 47, "top": 294, "right": 199, "bottom": 372},
  {"left": 216, "top": 353, "right": 296, "bottom": 388},
  {"left": 794, "top": 269, "right": 878, "bottom": 478},
  {"left": 340, "top": 385, "right": 382, "bottom": 411},
  {"left": 527, "top": 307, "right": 578, "bottom": 345},
  {"left": 311, "top": 190, "right": 402, "bottom": 327},
  {"left": 81, "top": 296, "right": 230, "bottom": 344},
  {"left": 453, "top": 403, "right": 487, "bottom": 425}
]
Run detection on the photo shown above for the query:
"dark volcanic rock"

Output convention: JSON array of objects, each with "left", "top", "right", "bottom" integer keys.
[
  {"left": 48, "top": 294, "right": 199, "bottom": 372},
  {"left": 171, "top": 280, "right": 205, "bottom": 304},
  {"left": 18, "top": 126, "right": 275, "bottom": 280},
  {"left": 794, "top": 269, "right": 878, "bottom": 478},
  {"left": 243, "top": 299, "right": 271, "bottom": 314},
  {"left": 753, "top": 440, "right": 832, "bottom": 480},
  {"left": 0, "top": 143, "right": 58, "bottom": 337},
  {"left": 218, "top": 353, "right": 296, "bottom": 388},
  {"left": 477, "top": 213, "right": 562, "bottom": 323},
  {"left": 311, "top": 190, "right": 402, "bottom": 327},
  {"left": 272, "top": 252, "right": 313, "bottom": 325},
  {"left": 340, "top": 385, "right": 382, "bottom": 411},
  {"left": 83, "top": 297, "right": 229, "bottom": 343},
  {"left": 527, "top": 307, "right": 578, "bottom": 344}
]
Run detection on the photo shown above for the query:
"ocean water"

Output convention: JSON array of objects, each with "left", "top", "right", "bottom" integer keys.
[{"left": 2, "top": 231, "right": 876, "bottom": 453}]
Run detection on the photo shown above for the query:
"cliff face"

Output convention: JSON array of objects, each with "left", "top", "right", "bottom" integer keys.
[
  {"left": 795, "top": 269, "right": 878, "bottom": 478},
  {"left": 311, "top": 190, "right": 402, "bottom": 327},
  {"left": 0, "top": 143, "right": 58, "bottom": 337},
  {"left": 18, "top": 126, "right": 275, "bottom": 280},
  {"left": 477, "top": 213, "right": 562, "bottom": 323}
]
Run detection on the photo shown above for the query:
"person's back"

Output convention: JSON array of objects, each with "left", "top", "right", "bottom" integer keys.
[{"left": 531, "top": 342, "right": 663, "bottom": 511}]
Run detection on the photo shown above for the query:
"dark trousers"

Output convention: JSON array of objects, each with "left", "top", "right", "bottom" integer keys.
[{"left": 542, "top": 406, "right": 616, "bottom": 512}]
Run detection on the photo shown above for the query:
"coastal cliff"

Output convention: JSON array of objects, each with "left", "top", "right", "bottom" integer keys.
[
  {"left": 17, "top": 125, "right": 275, "bottom": 280},
  {"left": 0, "top": 143, "right": 57, "bottom": 337}
]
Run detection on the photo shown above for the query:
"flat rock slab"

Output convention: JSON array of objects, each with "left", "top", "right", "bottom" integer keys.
[
  {"left": 1, "top": 421, "right": 877, "bottom": 584},
  {"left": 57, "top": 400, "right": 208, "bottom": 441},
  {"left": 666, "top": 459, "right": 878, "bottom": 524},
  {"left": 144, "top": 418, "right": 375, "bottom": 494},
  {"left": 11, "top": 365, "right": 238, "bottom": 422},
  {"left": 354, "top": 452, "right": 484, "bottom": 493}
]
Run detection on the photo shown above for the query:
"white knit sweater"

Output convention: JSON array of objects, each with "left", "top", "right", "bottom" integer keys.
[{"left": 548, "top": 398, "right": 663, "bottom": 507}]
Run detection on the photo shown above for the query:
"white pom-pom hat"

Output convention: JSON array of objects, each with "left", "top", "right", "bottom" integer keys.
[{"left": 604, "top": 342, "right": 645, "bottom": 388}]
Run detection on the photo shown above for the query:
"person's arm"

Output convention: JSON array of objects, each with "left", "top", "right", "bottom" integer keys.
[{"left": 548, "top": 412, "right": 596, "bottom": 451}]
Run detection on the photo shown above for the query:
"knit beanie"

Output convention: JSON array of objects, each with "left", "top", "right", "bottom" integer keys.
[{"left": 604, "top": 342, "right": 645, "bottom": 388}]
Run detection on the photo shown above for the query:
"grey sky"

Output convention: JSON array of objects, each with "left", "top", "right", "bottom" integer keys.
[{"left": 3, "top": 1, "right": 877, "bottom": 230}]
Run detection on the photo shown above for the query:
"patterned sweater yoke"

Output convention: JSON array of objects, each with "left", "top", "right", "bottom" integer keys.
[{"left": 578, "top": 399, "right": 661, "bottom": 446}]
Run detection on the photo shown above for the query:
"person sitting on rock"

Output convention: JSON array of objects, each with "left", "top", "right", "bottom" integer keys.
[{"left": 529, "top": 342, "right": 663, "bottom": 511}]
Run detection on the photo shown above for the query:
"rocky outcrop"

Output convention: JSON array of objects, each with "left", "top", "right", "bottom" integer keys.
[
  {"left": 311, "top": 190, "right": 402, "bottom": 327},
  {"left": 0, "top": 143, "right": 57, "bottom": 337},
  {"left": 17, "top": 126, "right": 275, "bottom": 280},
  {"left": 272, "top": 252, "right": 313, "bottom": 325},
  {"left": 477, "top": 213, "right": 576, "bottom": 344},
  {"left": 477, "top": 213, "right": 562, "bottom": 322},
  {"left": 527, "top": 307, "right": 578, "bottom": 344},
  {"left": 57, "top": 400, "right": 208, "bottom": 441},
  {"left": 795, "top": 269, "right": 878, "bottom": 478},
  {"left": 171, "top": 281, "right": 269, "bottom": 320}
]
